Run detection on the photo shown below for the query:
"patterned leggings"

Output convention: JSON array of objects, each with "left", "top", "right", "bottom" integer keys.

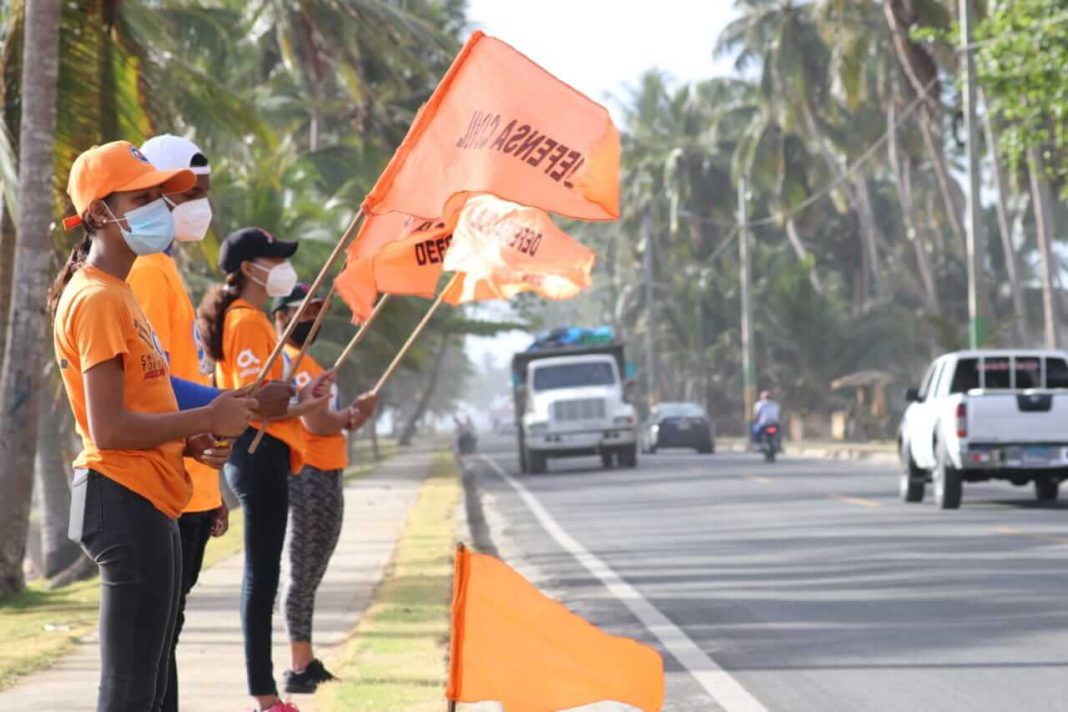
[{"left": 281, "top": 466, "right": 344, "bottom": 642}]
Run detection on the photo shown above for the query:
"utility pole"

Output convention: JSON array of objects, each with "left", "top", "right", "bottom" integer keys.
[
  {"left": 739, "top": 177, "right": 755, "bottom": 425},
  {"left": 642, "top": 208, "right": 659, "bottom": 403},
  {"left": 961, "top": 0, "right": 986, "bottom": 348}
]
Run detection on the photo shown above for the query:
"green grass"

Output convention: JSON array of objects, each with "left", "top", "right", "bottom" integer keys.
[
  {"left": 315, "top": 448, "right": 460, "bottom": 712},
  {"left": 0, "top": 578, "right": 100, "bottom": 690}
]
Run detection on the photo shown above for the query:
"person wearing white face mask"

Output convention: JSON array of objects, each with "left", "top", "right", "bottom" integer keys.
[
  {"left": 128, "top": 136, "right": 294, "bottom": 712},
  {"left": 198, "top": 228, "right": 336, "bottom": 712}
]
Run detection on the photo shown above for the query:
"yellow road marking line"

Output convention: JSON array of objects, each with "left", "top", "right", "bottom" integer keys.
[
  {"left": 745, "top": 475, "right": 772, "bottom": 484},
  {"left": 829, "top": 494, "right": 882, "bottom": 509},
  {"left": 993, "top": 526, "right": 1068, "bottom": 545}
]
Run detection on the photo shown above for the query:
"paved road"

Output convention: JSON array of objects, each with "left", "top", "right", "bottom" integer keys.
[{"left": 465, "top": 437, "right": 1068, "bottom": 712}]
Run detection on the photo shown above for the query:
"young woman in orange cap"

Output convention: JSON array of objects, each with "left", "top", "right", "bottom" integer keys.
[
  {"left": 49, "top": 140, "right": 259, "bottom": 712},
  {"left": 198, "top": 228, "right": 334, "bottom": 712}
]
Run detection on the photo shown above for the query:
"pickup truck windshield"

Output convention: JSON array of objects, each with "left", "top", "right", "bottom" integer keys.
[{"left": 532, "top": 362, "right": 616, "bottom": 391}]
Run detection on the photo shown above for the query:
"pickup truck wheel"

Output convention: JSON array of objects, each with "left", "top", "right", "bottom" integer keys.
[
  {"left": 899, "top": 444, "right": 926, "bottom": 503},
  {"left": 1035, "top": 478, "right": 1060, "bottom": 502},
  {"left": 934, "top": 442, "right": 962, "bottom": 510},
  {"left": 619, "top": 444, "right": 638, "bottom": 469}
]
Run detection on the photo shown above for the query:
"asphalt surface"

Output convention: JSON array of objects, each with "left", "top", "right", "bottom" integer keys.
[{"left": 464, "top": 435, "right": 1068, "bottom": 712}]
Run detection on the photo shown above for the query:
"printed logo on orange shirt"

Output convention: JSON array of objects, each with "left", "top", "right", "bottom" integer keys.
[{"left": 134, "top": 318, "right": 168, "bottom": 380}]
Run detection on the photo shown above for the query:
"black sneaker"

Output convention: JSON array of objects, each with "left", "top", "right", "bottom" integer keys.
[
  {"left": 283, "top": 667, "right": 319, "bottom": 694},
  {"left": 305, "top": 658, "right": 338, "bottom": 684}
]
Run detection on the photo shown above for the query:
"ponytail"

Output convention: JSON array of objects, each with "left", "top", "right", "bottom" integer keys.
[
  {"left": 47, "top": 234, "right": 92, "bottom": 319},
  {"left": 197, "top": 271, "right": 245, "bottom": 362}
]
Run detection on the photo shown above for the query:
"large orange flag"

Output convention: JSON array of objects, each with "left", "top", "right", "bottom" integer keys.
[
  {"left": 362, "top": 31, "right": 620, "bottom": 222},
  {"left": 448, "top": 546, "right": 663, "bottom": 712}
]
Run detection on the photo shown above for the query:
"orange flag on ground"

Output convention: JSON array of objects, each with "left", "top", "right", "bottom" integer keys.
[
  {"left": 442, "top": 194, "right": 595, "bottom": 303},
  {"left": 448, "top": 546, "right": 663, "bottom": 712},
  {"left": 362, "top": 31, "right": 620, "bottom": 222}
]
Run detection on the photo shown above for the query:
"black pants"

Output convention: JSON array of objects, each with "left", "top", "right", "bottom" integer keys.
[
  {"left": 224, "top": 428, "right": 291, "bottom": 697},
  {"left": 161, "top": 509, "right": 214, "bottom": 712},
  {"left": 69, "top": 469, "right": 181, "bottom": 712}
]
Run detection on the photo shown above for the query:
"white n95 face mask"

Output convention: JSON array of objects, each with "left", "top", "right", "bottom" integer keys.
[
  {"left": 171, "top": 197, "right": 212, "bottom": 242},
  {"left": 251, "top": 261, "right": 299, "bottom": 298}
]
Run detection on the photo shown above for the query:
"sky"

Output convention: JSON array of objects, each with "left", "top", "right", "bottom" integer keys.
[{"left": 462, "top": 1, "right": 738, "bottom": 370}]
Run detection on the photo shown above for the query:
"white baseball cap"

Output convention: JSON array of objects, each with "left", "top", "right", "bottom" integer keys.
[{"left": 140, "top": 134, "right": 211, "bottom": 175}]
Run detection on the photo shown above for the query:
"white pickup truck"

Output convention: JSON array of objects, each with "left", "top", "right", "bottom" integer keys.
[
  {"left": 512, "top": 344, "right": 639, "bottom": 473},
  {"left": 899, "top": 350, "right": 1068, "bottom": 509}
]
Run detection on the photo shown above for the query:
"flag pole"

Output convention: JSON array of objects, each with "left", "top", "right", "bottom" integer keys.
[
  {"left": 370, "top": 274, "right": 460, "bottom": 397},
  {"left": 332, "top": 294, "right": 392, "bottom": 370},
  {"left": 248, "top": 280, "right": 339, "bottom": 453},
  {"left": 245, "top": 209, "right": 365, "bottom": 394}
]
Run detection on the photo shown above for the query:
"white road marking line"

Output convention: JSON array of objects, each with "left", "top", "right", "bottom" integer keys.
[
  {"left": 829, "top": 494, "right": 881, "bottom": 509},
  {"left": 480, "top": 455, "right": 770, "bottom": 712},
  {"left": 745, "top": 475, "right": 772, "bottom": 484}
]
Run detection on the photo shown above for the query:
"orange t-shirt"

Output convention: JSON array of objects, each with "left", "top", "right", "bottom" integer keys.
[
  {"left": 214, "top": 299, "right": 304, "bottom": 473},
  {"left": 284, "top": 344, "right": 348, "bottom": 471},
  {"left": 128, "top": 252, "right": 220, "bottom": 512},
  {"left": 54, "top": 265, "right": 192, "bottom": 519}
]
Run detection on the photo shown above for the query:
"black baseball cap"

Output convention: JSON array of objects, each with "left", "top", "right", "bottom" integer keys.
[
  {"left": 218, "top": 227, "right": 298, "bottom": 273},
  {"left": 271, "top": 283, "right": 323, "bottom": 314}
]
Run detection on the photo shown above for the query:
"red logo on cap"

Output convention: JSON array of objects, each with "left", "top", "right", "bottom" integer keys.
[{"left": 262, "top": 229, "right": 276, "bottom": 244}]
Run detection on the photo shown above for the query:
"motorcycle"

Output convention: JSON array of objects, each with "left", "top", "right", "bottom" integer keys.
[{"left": 757, "top": 422, "right": 781, "bottom": 462}]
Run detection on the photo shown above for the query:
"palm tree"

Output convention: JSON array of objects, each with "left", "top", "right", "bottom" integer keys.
[{"left": 0, "top": 0, "right": 61, "bottom": 596}]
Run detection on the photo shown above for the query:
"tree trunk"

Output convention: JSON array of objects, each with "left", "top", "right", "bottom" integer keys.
[
  {"left": 884, "top": 0, "right": 967, "bottom": 255},
  {"left": 888, "top": 104, "right": 939, "bottom": 313},
  {"left": 0, "top": 0, "right": 61, "bottom": 596},
  {"left": 0, "top": 193, "right": 14, "bottom": 378},
  {"left": 980, "top": 89, "right": 1030, "bottom": 344},
  {"left": 852, "top": 177, "right": 886, "bottom": 299},
  {"left": 785, "top": 217, "right": 823, "bottom": 294},
  {"left": 35, "top": 392, "right": 80, "bottom": 578},
  {"left": 397, "top": 332, "right": 451, "bottom": 447},
  {"left": 1027, "top": 147, "right": 1058, "bottom": 348}
]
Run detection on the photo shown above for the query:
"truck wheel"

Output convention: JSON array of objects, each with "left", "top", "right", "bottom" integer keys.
[
  {"left": 1035, "top": 478, "right": 1060, "bottom": 502},
  {"left": 527, "top": 449, "right": 547, "bottom": 474},
  {"left": 619, "top": 444, "right": 638, "bottom": 469},
  {"left": 934, "top": 442, "right": 962, "bottom": 510},
  {"left": 899, "top": 444, "right": 926, "bottom": 503}
]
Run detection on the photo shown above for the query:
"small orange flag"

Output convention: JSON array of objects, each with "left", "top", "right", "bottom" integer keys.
[
  {"left": 448, "top": 546, "right": 664, "bottom": 712},
  {"left": 363, "top": 31, "right": 620, "bottom": 222}
]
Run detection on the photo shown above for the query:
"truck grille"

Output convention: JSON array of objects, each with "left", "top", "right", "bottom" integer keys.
[{"left": 552, "top": 398, "right": 606, "bottom": 422}]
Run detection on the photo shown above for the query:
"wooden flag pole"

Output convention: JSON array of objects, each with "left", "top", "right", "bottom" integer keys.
[
  {"left": 247, "top": 279, "right": 339, "bottom": 453},
  {"left": 332, "top": 294, "right": 392, "bottom": 370},
  {"left": 245, "top": 209, "right": 365, "bottom": 394},
  {"left": 370, "top": 274, "right": 460, "bottom": 397}
]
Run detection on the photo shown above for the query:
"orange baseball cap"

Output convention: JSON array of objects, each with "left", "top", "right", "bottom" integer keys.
[{"left": 63, "top": 140, "right": 196, "bottom": 230}]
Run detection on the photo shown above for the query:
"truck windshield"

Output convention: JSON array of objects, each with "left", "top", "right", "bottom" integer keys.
[{"left": 532, "top": 362, "right": 616, "bottom": 391}]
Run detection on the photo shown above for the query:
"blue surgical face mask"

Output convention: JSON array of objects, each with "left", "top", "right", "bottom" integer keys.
[{"left": 103, "top": 197, "right": 176, "bottom": 255}]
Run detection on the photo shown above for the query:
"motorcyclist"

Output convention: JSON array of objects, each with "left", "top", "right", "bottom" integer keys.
[{"left": 752, "top": 390, "right": 782, "bottom": 446}]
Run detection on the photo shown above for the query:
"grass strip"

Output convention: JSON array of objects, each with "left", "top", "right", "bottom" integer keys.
[{"left": 315, "top": 447, "right": 460, "bottom": 712}]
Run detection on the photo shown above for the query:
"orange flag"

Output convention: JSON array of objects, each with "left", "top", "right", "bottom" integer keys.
[
  {"left": 442, "top": 194, "right": 595, "bottom": 303},
  {"left": 335, "top": 213, "right": 450, "bottom": 322},
  {"left": 448, "top": 546, "right": 664, "bottom": 712},
  {"left": 363, "top": 31, "right": 620, "bottom": 222}
]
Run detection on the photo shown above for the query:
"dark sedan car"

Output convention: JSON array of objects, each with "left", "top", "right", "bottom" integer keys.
[{"left": 641, "top": 402, "right": 715, "bottom": 454}]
